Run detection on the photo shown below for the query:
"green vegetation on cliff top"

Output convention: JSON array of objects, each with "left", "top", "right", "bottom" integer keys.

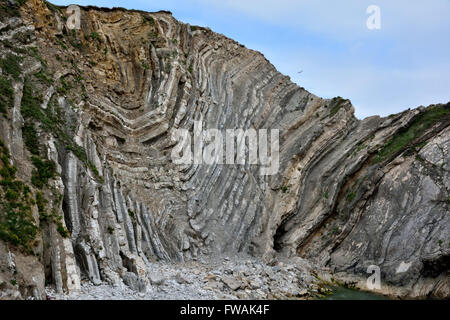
[{"left": 372, "top": 105, "right": 450, "bottom": 164}]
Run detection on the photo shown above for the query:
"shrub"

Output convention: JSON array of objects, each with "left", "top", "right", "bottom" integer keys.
[
  {"left": 142, "top": 16, "right": 155, "bottom": 25},
  {"left": 346, "top": 191, "right": 356, "bottom": 202},
  {"left": 0, "top": 54, "right": 23, "bottom": 80},
  {"left": 20, "top": 78, "right": 44, "bottom": 121},
  {"left": 31, "top": 156, "right": 56, "bottom": 189},
  {"left": 0, "top": 0, "right": 28, "bottom": 20},
  {"left": 36, "top": 192, "right": 70, "bottom": 238},
  {"left": 0, "top": 138, "right": 37, "bottom": 252},
  {"left": 56, "top": 222, "right": 69, "bottom": 238},
  {"left": 328, "top": 97, "right": 347, "bottom": 118},
  {"left": 28, "top": 47, "right": 47, "bottom": 69},
  {"left": 45, "top": 1, "right": 61, "bottom": 13},
  {"left": 88, "top": 32, "right": 99, "bottom": 40},
  {"left": 0, "top": 76, "right": 14, "bottom": 116},
  {"left": 22, "top": 123, "right": 40, "bottom": 155},
  {"left": 33, "top": 70, "right": 52, "bottom": 84}
]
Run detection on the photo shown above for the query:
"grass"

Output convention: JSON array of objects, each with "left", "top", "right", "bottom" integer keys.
[
  {"left": 35, "top": 191, "right": 47, "bottom": 217},
  {"left": 142, "top": 16, "right": 155, "bottom": 25},
  {"left": 21, "top": 76, "right": 102, "bottom": 180},
  {"left": 57, "top": 78, "right": 72, "bottom": 95},
  {"left": 404, "top": 141, "right": 428, "bottom": 157},
  {"left": 346, "top": 191, "right": 356, "bottom": 202},
  {"left": 68, "top": 38, "right": 83, "bottom": 49},
  {"left": 30, "top": 156, "right": 56, "bottom": 189},
  {"left": 22, "top": 123, "right": 40, "bottom": 155},
  {"left": 56, "top": 38, "right": 68, "bottom": 50},
  {"left": 328, "top": 97, "right": 347, "bottom": 118},
  {"left": 148, "top": 30, "right": 159, "bottom": 40},
  {"left": 33, "top": 70, "right": 52, "bottom": 85},
  {"left": 372, "top": 105, "right": 450, "bottom": 164},
  {"left": 331, "top": 226, "right": 340, "bottom": 235},
  {"left": 20, "top": 77, "right": 44, "bottom": 121},
  {"left": 0, "top": 76, "right": 14, "bottom": 117},
  {"left": 0, "top": 138, "right": 38, "bottom": 252},
  {"left": 65, "top": 144, "right": 103, "bottom": 182},
  {"left": 18, "top": 45, "right": 103, "bottom": 191},
  {"left": 0, "top": 0, "right": 28, "bottom": 20},
  {"left": 165, "top": 62, "right": 172, "bottom": 73},
  {"left": 36, "top": 191, "right": 70, "bottom": 238},
  {"left": 0, "top": 53, "right": 23, "bottom": 80},
  {"left": 345, "top": 176, "right": 365, "bottom": 203},
  {"left": 12, "top": 30, "right": 32, "bottom": 45},
  {"left": 44, "top": 1, "right": 61, "bottom": 13},
  {"left": 352, "top": 141, "right": 367, "bottom": 157},
  {"left": 87, "top": 32, "right": 100, "bottom": 41}
]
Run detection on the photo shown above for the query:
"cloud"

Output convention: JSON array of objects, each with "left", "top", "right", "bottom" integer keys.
[
  {"left": 203, "top": 0, "right": 450, "bottom": 118},
  {"left": 260, "top": 45, "right": 450, "bottom": 118},
  {"left": 194, "top": 0, "right": 450, "bottom": 42}
]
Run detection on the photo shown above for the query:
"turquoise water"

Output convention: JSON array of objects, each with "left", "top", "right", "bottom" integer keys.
[{"left": 322, "top": 286, "right": 389, "bottom": 300}]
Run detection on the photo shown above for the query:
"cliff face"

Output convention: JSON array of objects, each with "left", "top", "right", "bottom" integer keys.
[{"left": 0, "top": 0, "right": 448, "bottom": 299}]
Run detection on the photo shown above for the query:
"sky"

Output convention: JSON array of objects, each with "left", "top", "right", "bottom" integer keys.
[{"left": 50, "top": 0, "right": 450, "bottom": 119}]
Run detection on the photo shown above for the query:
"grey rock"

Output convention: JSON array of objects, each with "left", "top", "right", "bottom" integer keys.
[
  {"left": 148, "top": 272, "right": 166, "bottom": 286},
  {"left": 221, "top": 276, "right": 242, "bottom": 291},
  {"left": 123, "top": 272, "right": 147, "bottom": 293},
  {"left": 174, "top": 273, "right": 190, "bottom": 285}
]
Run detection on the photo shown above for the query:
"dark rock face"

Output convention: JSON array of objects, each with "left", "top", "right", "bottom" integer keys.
[
  {"left": 317, "top": 127, "right": 450, "bottom": 297},
  {"left": 0, "top": 0, "right": 448, "bottom": 299},
  {"left": 122, "top": 272, "right": 146, "bottom": 292}
]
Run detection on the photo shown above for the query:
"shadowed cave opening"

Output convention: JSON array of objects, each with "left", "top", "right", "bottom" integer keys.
[
  {"left": 273, "top": 222, "right": 287, "bottom": 252},
  {"left": 422, "top": 254, "right": 450, "bottom": 278}
]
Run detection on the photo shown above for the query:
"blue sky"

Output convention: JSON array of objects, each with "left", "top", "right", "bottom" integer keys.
[{"left": 51, "top": 0, "right": 450, "bottom": 119}]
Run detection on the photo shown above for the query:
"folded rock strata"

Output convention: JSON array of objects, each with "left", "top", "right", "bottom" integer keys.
[{"left": 0, "top": 0, "right": 448, "bottom": 299}]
